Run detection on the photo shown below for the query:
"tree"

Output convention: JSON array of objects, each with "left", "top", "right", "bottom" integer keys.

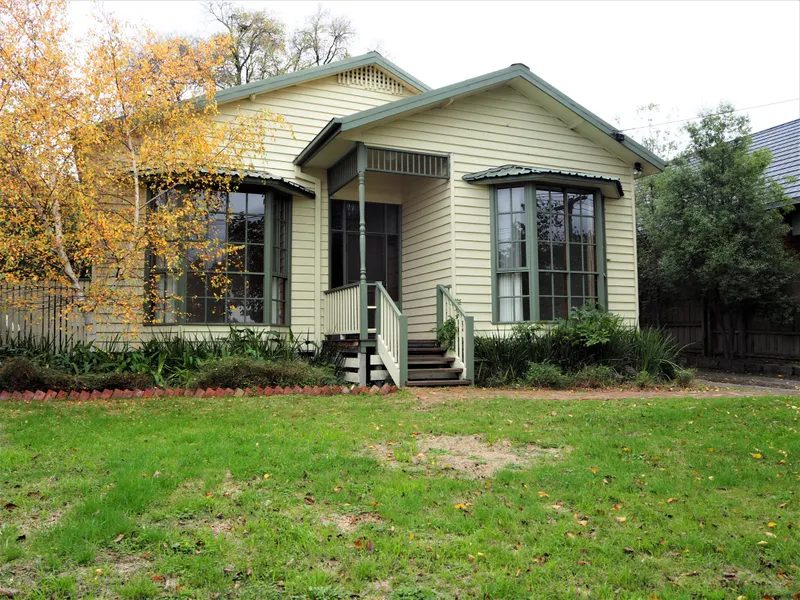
[
  {"left": 205, "top": 2, "right": 356, "bottom": 88},
  {"left": 0, "top": 0, "right": 279, "bottom": 339},
  {"left": 641, "top": 104, "right": 800, "bottom": 365}
]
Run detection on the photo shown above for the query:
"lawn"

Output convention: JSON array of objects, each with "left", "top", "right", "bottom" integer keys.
[{"left": 0, "top": 392, "right": 798, "bottom": 599}]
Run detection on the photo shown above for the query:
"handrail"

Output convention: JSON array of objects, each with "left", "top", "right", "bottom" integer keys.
[
  {"left": 436, "top": 284, "right": 474, "bottom": 381},
  {"left": 324, "top": 283, "right": 361, "bottom": 336},
  {"left": 323, "top": 282, "right": 361, "bottom": 295},
  {"left": 374, "top": 281, "right": 408, "bottom": 386}
]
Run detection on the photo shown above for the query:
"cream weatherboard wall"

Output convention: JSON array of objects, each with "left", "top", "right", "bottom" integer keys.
[
  {"left": 94, "top": 72, "right": 416, "bottom": 342},
  {"left": 344, "top": 84, "right": 639, "bottom": 333}
]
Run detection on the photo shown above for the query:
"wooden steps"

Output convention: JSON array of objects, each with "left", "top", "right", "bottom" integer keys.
[{"left": 405, "top": 340, "right": 471, "bottom": 387}]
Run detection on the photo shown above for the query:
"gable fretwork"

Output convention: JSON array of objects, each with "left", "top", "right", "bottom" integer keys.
[{"left": 337, "top": 65, "right": 407, "bottom": 96}]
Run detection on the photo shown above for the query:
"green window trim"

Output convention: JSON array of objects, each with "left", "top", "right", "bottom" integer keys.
[
  {"left": 145, "top": 185, "right": 292, "bottom": 328},
  {"left": 490, "top": 182, "right": 607, "bottom": 324}
]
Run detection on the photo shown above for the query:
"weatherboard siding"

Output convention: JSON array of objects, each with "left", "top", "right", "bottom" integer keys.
[{"left": 345, "top": 84, "right": 638, "bottom": 332}]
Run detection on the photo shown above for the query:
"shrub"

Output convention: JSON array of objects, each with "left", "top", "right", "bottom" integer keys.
[
  {"left": 572, "top": 365, "right": 619, "bottom": 388},
  {"left": 187, "top": 357, "right": 338, "bottom": 389},
  {"left": 0, "top": 357, "right": 154, "bottom": 392},
  {"left": 525, "top": 363, "right": 570, "bottom": 389},
  {"left": 474, "top": 306, "right": 683, "bottom": 386},
  {"left": 674, "top": 367, "right": 695, "bottom": 387}
]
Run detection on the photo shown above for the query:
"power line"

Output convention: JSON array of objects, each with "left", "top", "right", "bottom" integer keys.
[{"left": 618, "top": 98, "right": 800, "bottom": 132}]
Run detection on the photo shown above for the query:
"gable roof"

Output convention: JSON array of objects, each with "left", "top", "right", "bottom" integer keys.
[
  {"left": 749, "top": 118, "right": 800, "bottom": 203},
  {"left": 294, "top": 63, "right": 667, "bottom": 174},
  {"left": 213, "top": 52, "right": 430, "bottom": 106},
  {"left": 463, "top": 165, "right": 624, "bottom": 199}
]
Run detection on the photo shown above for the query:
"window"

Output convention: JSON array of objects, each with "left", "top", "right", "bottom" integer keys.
[
  {"left": 146, "top": 186, "right": 291, "bottom": 326},
  {"left": 492, "top": 184, "right": 604, "bottom": 322}
]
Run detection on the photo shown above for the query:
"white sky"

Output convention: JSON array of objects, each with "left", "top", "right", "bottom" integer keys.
[{"left": 68, "top": 0, "right": 800, "bottom": 147}]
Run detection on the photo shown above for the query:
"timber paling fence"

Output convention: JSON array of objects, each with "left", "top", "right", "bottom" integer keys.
[
  {"left": 0, "top": 282, "right": 87, "bottom": 350},
  {"left": 641, "top": 300, "right": 800, "bottom": 361}
]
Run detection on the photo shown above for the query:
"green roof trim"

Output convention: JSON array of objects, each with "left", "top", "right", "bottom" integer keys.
[
  {"left": 215, "top": 169, "right": 315, "bottom": 199},
  {"left": 294, "top": 64, "right": 666, "bottom": 172},
  {"left": 462, "top": 165, "right": 624, "bottom": 199},
  {"left": 213, "top": 52, "right": 430, "bottom": 107}
]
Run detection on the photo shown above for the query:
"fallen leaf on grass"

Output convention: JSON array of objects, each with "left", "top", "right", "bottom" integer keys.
[
  {"left": 565, "top": 532, "right": 576, "bottom": 539},
  {"left": 751, "top": 453, "right": 763, "bottom": 459},
  {"left": 615, "top": 516, "right": 627, "bottom": 523},
  {"left": 767, "top": 522, "right": 777, "bottom": 527},
  {"left": 454, "top": 503, "right": 469, "bottom": 510},
  {"left": 113, "top": 534, "right": 124, "bottom": 543},
  {"left": 152, "top": 575, "right": 165, "bottom": 583},
  {"left": 366, "top": 540, "right": 374, "bottom": 552},
  {"left": 623, "top": 547, "right": 635, "bottom": 554},
  {"left": 538, "top": 491, "right": 549, "bottom": 498},
  {"left": 589, "top": 467, "right": 599, "bottom": 473},
  {"left": 667, "top": 498, "right": 677, "bottom": 504},
  {"left": 354, "top": 538, "right": 363, "bottom": 549},
  {"left": 3, "top": 503, "right": 17, "bottom": 511},
  {"left": 303, "top": 494, "right": 315, "bottom": 505}
]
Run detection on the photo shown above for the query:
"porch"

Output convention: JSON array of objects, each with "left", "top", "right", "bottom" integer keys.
[{"left": 318, "top": 143, "right": 475, "bottom": 387}]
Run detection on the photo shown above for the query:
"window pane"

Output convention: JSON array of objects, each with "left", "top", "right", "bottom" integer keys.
[
  {"left": 552, "top": 243, "right": 567, "bottom": 270},
  {"left": 536, "top": 189, "right": 550, "bottom": 212},
  {"left": 207, "top": 297, "right": 225, "bottom": 323},
  {"left": 209, "top": 217, "right": 226, "bottom": 242},
  {"left": 345, "top": 201, "right": 359, "bottom": 230},
  {"left": 538, "top": 272, "right": 552, "bottom": 296},
  {"left": 538, "top": 244, "right": 552, "bottom": 270},
  {"left": 186, "top": 297, "right": 204, "bottom": 323},
  {"left": 497, "top": 214, "right": 512, "bottom": 243},
  {"left": 247, "top": 275, "right": 264, "bottom": 299},
  {"left": 247, "top": 245, "right": 264, "bottom": 273},
  {"left": 366, "top": 203, "right": 385, "bottom": 233},
  {"left": 570, "top": 273, "right": 584, "bottom": 297},
  {"left": 247, "top": 193, "right": 265, "bottom": 215},
  {"left": 584, "top": 245, "right": 597, "bottom": 273},
  {"left": 570, "top": 243, "right": 583, "bottom": 270},
  {"left": 553, "top": 273, "right": 567, "bottom": 296},
  {"left": 554, "top": 297, "right": 569, "bottom": 319},
  {"left": 247, "top": 298, "right": 265, "bottom": 323},
  {"left": 386, "top": 204, "right": 399, "bottom": 234},
  {"left": 330, "top": 232, "right": 344, "bottom": 288},
  {"left": 511, "top": 212, "right": 526, "bottom": 243},
  {"left": 346, "top": 233, "right": 359, "bottom": 284},
  {"left": 550, "top": 191, "right": 565, "bottom": 213},
  {"left": 387, "top": 235, "right": 400, "bottom": 300},
  {"left": 187, "top": 272, "right": 205, "bottom": 297},
  {"left": 497, "top": 188, "right": 511, "bottom": 213},
  {"left": 539, "top": 297, "right": 553, "bottom": 321},
  {"left": 227, "top": 248, "right": 245, "bottom": 271},
  {"left": 331, "top": 200, "right": 344, "bottom": 230},
  {"left": 228, "top": 274, "right": 246, "bottom": 297},
  {"left": 366, "top": 235, "right": 386, "bottom": 284},
  {"left": 247, "top": 216, "right": 265, "bottom": 243},
  {"left": 498, "top": 243, "right": 524, "bottom": 269},
  {"left": 228, "top": 299, "right": 247, "bottom": 323},
  {"left": 511, "top": 187, "right": 525, "bottom": 213},
  {"left": 229, "top": 192, "right": 247, "bottom": 215}
]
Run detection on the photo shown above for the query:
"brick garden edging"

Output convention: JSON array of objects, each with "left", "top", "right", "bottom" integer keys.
[{"left": 0, "top": 384, "right": 398, "bottom": 402}]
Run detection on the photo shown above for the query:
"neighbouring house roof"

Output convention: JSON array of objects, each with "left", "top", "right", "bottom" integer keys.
[
  {"left": 749, "top": 118, "right": 800, "bottom": 204},
  {"left": 462, "top": 165, "right": 624, "bottom": 199},
  {"left": 213, "top": 52, "right": 430, "bottom": 106},
  {"left": 294, "top": 63, "right": 667, "bottom": 174}
]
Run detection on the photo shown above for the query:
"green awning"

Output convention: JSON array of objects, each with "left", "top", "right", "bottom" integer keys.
[
  {"left": 213, "top": 169, "right": 315, "bottom": 199},
  {"left": 462, "top": 165, "right": 624, "bottom": 199}
]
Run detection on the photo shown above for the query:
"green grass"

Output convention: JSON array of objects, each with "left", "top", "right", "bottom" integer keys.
[{"left": 1, "top": 392, "right": 798, "bottom": 599}]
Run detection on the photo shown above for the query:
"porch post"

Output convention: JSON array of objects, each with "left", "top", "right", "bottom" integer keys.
[{"left": 357, "top": 143, "right": 368, "bottom": 340}]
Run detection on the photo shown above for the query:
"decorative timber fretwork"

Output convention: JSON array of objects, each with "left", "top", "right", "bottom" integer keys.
[
  {"left": 327, "top": 145, "right": 450, "bottom": 196},
  {"left": 337, "top": 66, "right": 407, "bottom": 96}
]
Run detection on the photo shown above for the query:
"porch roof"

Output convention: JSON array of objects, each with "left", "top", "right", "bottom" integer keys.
[
  {"left": 462, "top": 165, "right": 624, "bottom": 199},
  {"left": 294, "top": 63, "right": 667, "bottom": 174}
]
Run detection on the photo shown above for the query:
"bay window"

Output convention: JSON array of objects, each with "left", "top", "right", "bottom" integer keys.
[
  {"left": 146, "top": 185, "right": 291, "bottom": 326},
  {"left": 492, "top": 184, "right": 605, "bottom": 323}
]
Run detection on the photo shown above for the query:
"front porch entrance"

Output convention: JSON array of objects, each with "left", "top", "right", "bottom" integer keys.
[{"left": 322, "top": 143, "right": 474, "bottom": 388}]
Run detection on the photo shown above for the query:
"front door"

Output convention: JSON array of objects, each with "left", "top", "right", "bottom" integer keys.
[{"left": 329, "top": 200, "right": 401, "bottom": 304}]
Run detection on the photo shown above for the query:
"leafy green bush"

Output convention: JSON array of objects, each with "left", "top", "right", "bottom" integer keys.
[
  {"left": 475, "top": 306, "right": 683, "bottom": 387},
  {"left": 525, "top": 363, "right": 570, "bottom": 389},
  {"left": 187, "top": 357, "right": 338, "bottom": 389}
]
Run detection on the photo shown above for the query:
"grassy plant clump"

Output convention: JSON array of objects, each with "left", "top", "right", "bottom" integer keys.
[
  {"left": 525, "top": 363, "right": 570, "bottom": 389},
  {"left": 572, "top": 364, "right": 620, "bottom": 388},
  {"left": 674, "top": 367, "right": 695, "bottom": 387},
  {"left": 475, "top": 305, "right": 683, "bottom": 387},
  {"left": 187, "top": 357, "right": 338, "bottom": 389}
]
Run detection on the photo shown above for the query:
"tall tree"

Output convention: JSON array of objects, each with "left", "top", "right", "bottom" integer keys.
[
  {"left": 641, "top": 104, "right": 800, "bottom": 364},
  {"left": 205, "top": 2, "right": 356, "bottom": 88},
  {"left": 0, "top": 0, "right": 279, "bottom": 338}
]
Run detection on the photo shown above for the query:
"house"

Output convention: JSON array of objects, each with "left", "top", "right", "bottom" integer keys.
[{"left": 99, "top": 52, "right": 665, "bottom": 385}]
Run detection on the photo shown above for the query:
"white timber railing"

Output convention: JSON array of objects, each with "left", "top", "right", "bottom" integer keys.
[
  {"left": 375, "top": 282, "right": 408, "bottom": 386},
  {"left": 323, "top": 283, "right": 361, "bottom": 336},
  {"left": 436, "top": 284, "right": 474, "bottom": 381}
]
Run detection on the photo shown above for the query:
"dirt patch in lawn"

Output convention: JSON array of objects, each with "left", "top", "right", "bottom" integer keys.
[
  {"left": 321, "top": 511, "right": 384, "bottom": 533},
  {"left": 370, "top": 435, "right": 568, "bottom": 479}
]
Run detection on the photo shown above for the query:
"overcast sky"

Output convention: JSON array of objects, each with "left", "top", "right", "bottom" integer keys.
[{"left": 68, "top": 0, "right": 800, "bottom": 148}]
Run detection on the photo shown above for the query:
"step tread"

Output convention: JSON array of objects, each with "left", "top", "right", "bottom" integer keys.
[
  {"left": 407, "top": 347, "right": 445, "bottom": 354},
  {"left": 405, "top": 379, "right": 472, "bottom": 387},
  {"left": 408, "top": 356, "right": 456, "bottom": 365}
]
